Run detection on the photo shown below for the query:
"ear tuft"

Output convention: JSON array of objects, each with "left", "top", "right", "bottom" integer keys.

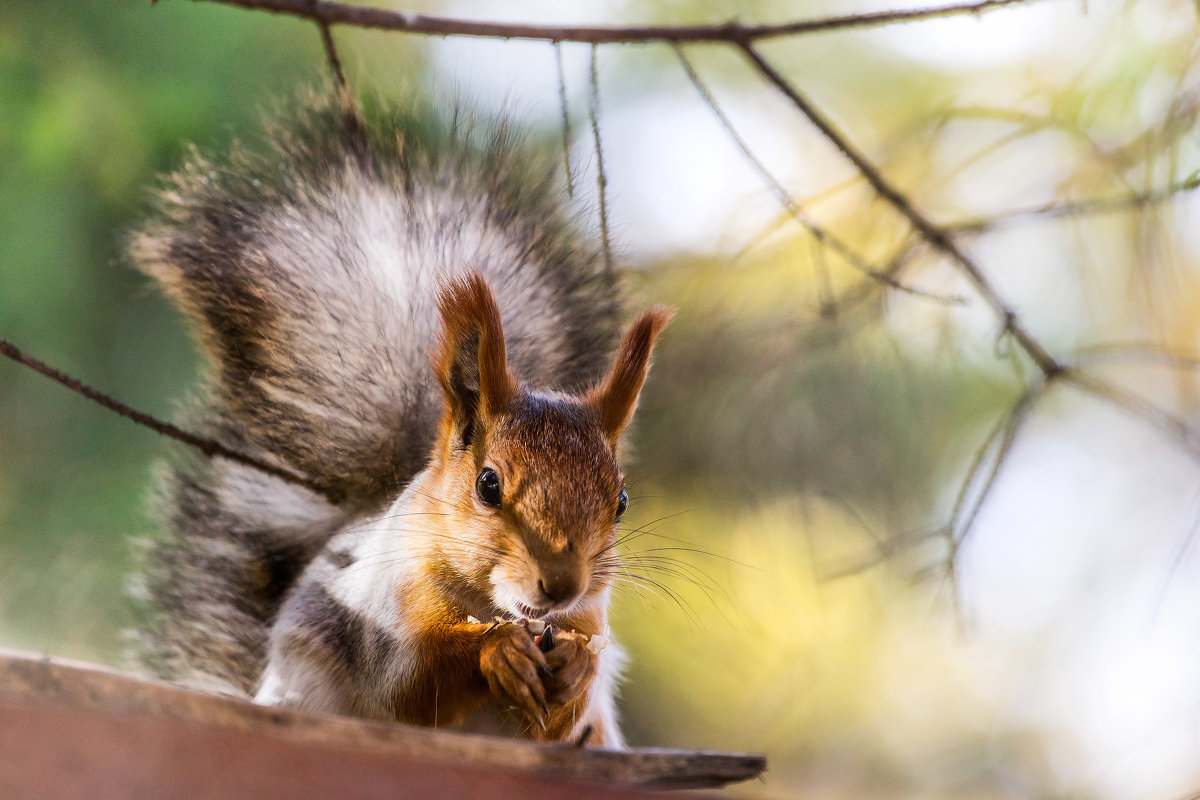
[
  {"left": 433, "top": 272, "right": 517, "bottom": 447},
  {"left": 588, "top": 306, "right": 673, "bottom": 444}
]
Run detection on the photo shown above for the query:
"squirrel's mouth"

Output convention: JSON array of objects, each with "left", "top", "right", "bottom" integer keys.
[{"left": 513, "top": 602, "right": 550, "bottom": 621}]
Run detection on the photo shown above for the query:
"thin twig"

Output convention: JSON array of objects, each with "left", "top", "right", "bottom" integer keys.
[
  {"left": 589, "top": 44, "right": 613, "bottom": 275},
  {"left": 923, "top": 381, "right": 1041, "bottom": 622},
  {"left": 823, "top": 239, "right": 929, "bottom": 316},
  {"left": 0, "top": 337, "right": 337, "bottom": 503},
  {"left": 739, "top": 42, "right": 1064, "bottom": 378},
  {"left": 820, "top": 524, "right": 942, "bottom": 580},
  {"left": 1064, "top": 370, "right": 1200, "bottom": 457},
  {"left": 946, "top": 175, "right": 1200, "bottom": 235},
  {"left": 190, "top": 0, "right": 1053, "bottom": 44},
  {"left": 808, "top": 232, "right": 835, "bottom": 317},
  {"left": 314, "top": 14, "right": 368, "bottom": 156},
  {"left": 810, "top": 379, "right": 1045, "bottom": 583},
  {"left": 944, "top": 401, "right": 1019, "bottom": 544},
  {"left": 1075, "top": 341, "right": 1200, "bottom": 373},
  {"left": 316, "top": 16, "right": 349, "bottom": 91},
  {"left": 949, "top": 383, "right": 1042, "bottom": 552},
  {"left": 554, "top": 42, "right": 575, "bottom": 199},
  {"left": 672, "top": 44, "right": 963, "bottom": 306},
  {"left": 1148, "top": 491, "right": 1200, "bottom": 626}
]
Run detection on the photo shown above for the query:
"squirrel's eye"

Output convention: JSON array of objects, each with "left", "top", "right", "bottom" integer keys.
[
  {"left": 476, "top": 468, "right": 502, "bottom": 508},
  {"left": 615, "top": 488, "right": 629, "bottom": 522}
]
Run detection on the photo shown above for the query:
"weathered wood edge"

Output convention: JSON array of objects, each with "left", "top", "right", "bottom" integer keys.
[{"left": 0, "top": 649, "right": 765, "bottom": 790}]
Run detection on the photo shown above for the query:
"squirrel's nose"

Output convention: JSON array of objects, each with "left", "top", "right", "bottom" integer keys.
[{"left": 537, "top": 573, "right": 579, "bottom": 605}]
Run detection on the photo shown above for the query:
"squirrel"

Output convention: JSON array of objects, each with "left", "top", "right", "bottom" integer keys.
[{"left": 127, "top": 91, "right": 670, "bottom": 748}]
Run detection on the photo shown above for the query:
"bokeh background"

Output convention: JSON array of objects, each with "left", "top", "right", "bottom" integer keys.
[{"left": 4, "top": 0, "right": 1200, "bottom": 797}]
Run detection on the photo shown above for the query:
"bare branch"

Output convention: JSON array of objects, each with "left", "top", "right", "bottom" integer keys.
[
  {"left": 816, "top": 380, "right": 1044, "bottom": 582},
  {"left": 1075, "top": 342, "right": 1200, "bottom": 373},
  {"left": 949, "top": 383, "right": 1042, "bottom": 553},
  {"left": 946, "top": 175, "right": 1200, "bottom": 235},
  {"left": 314, "top": 17, "right": 368, "bottom": 157},
  {"left": 820, "top": 524, "right": 942, "bottom": 581},
  {"left": 738, "top": 42, "right": 1064, "bottom": 378},
  {"left": 588, "top": 44, "right": 613, "bottom": 274},
  {"left": 189, "top": 0, "right": 1054, "bottom": 44},
  {"left": 0, "top": 337, "right": 338, "bottom": 504},
  {"left": 672, "top": 45, "right": 964, "bottom": 306},
  {"left": 316, "top": 17, "right": 349, "bottom": 91},
  {"left": 554, "top": 42, "right": 575, "bottom": 199},
  {"left": 808, "top": 231, "right": 835, "bottom": 316},
  {"left": 1064, "top": 370, "right": 1200, "bottom": 459}
]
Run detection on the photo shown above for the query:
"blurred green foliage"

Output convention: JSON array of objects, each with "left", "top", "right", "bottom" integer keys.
[{"left": 0, "top": 0, "right": 335, "bottom": 660}]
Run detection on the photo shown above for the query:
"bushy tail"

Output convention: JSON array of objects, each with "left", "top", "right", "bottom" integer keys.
[{"left": 128, "top": 91, "right": 619, "bottom": 694}]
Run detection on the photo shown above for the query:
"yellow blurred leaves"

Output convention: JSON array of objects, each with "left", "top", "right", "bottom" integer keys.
[{"left": 612, "top": 491, "right": 1034, "bottom": 794}]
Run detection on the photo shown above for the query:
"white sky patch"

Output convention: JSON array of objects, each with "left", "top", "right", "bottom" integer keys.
[
  {"left": 431, "top": 29, "right": 828, "bottom": 258},
  {"left": 578, "top": 92, "right": 818, "bottom": 258},
  {"left": 959, "top": 397, "right": 1200, "bottom": 799},
  {"left": 1176, "top": 191, "right": 1200, "bottom": 268},
  {"left": 870, "top": 0, "right": 1059, "bottom": 68}
]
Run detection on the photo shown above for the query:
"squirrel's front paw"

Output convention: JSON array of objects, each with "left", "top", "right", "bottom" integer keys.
[
  {"left": 479, "top": 623, "right": 551, "bottom": 724},
  {"left": 544, "top": 631, "right": 597, "bottom": 706}
]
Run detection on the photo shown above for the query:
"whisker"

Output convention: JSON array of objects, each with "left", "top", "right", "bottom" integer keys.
[
  {"left": 623, "top": 545, "right": 758, "bottom": 570},
  {"left": 619, "top": 556, "right": 721, "bottom": 593},
  {"left": 595, "top": 511, "right": 697, "bottom": 560},
  {"left": 612, "top": 567, "right": 700, "bottom": 625},
  {"left": 617, "top": 559, "right": 726, "bottom": 609}
]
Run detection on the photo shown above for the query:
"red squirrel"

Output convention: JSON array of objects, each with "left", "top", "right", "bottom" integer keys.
[{"left": 129, "top": 92, "right": 669, "bottom": 747}]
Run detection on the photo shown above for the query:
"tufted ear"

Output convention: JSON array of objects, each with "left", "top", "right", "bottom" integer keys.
[
  {"left": 588, "top": 306, "right": 672, "bottom": 446},
  {"left": 434, "top": 272, "right": 517, "bottom": 449}
]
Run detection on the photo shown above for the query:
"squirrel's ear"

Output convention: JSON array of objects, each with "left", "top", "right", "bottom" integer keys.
[
  {"left": 588, "top": 306, "right": 673, "bottom": 445},
  {"left": 434, "top": 272, "right": 517, "bottom": 448}
]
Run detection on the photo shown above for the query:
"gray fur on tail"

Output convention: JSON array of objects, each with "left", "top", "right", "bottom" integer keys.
[{"left": 129, "top": 91, "right": 620, "bottom": 694}]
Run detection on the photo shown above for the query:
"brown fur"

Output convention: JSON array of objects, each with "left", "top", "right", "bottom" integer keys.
[
  {"left": 255, "top": 270, "right": 665, "bottom": 745},
  {"left": 372, "top": 274, "right": 661, "bottom": 737},
  {"left": 434, "top": 274, "right": 517, "bottom": 441},
  {"left": 588, "top": 307, "right": 673, "bottom": 446}
]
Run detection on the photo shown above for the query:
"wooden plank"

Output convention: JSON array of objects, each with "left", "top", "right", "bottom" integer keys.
[
  {"left": 0, "top": 649, "right": 765, "bottom": 793},
  {"left": 0, "top": 701, "right": 663, "bottom": 800}
]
